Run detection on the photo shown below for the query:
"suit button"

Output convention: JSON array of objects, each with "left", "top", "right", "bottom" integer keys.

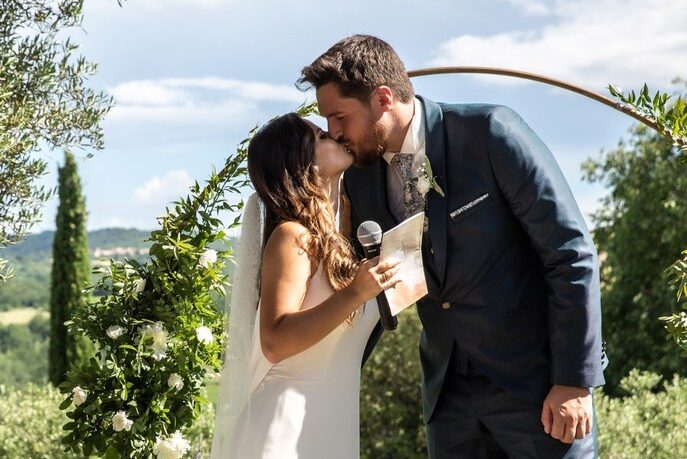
[
  {"left": 441, "top": 301, "right": 451, "bottom": 310},
  {"left": 430, "top": 248, "right": 435, "bottom": 254}
]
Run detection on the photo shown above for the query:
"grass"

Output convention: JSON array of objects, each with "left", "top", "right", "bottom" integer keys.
[{"left": 0, "top": 307, "right": 48, "bottom": 326}]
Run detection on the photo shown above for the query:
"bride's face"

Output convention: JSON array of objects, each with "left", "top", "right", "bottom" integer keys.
[{"left": 306, "top": 120, "right": 353, "bottom": 178}]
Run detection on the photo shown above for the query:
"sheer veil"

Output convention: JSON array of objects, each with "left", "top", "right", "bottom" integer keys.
[{"left": 209, "top": 192, "right": 267, "bottom": 458}]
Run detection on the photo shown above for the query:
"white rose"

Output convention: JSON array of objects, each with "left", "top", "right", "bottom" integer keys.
[
  {"left": 198, "top": 249, "right": 217, "bottom": 268},
  {"left": 416, "top": 175, "right": 431, "bottom": 195},
  {"left": 195, "top": 326, "right": 214, "bottom": 344},
  {"left": 112, "top": 410, "right": 133, "bottom": 432},
  {"left": 138, "top": 321, "right": 169, "bottom": 360},
  {"left": 72, "top": 386, "right": 87, "bottom": 406},
  {"left": 106, "top": 325, "right": 125, "bottom": 340},
  {"left": 133, "top": 278, "right": 146, "bottom": 294},
  {"left": 167, "top": 373, "right": 184, "bottom": 391},
  {"left": 153, "top": 431, "right": 191, "bottom": 459}
]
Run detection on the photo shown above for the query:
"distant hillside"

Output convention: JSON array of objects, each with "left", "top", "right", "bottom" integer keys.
[
  {"left": 4, "top": 228, "right": 152, "bottom": 260},
  {"left": 0, "top": 228, "right": 236, "bottom": 311}
]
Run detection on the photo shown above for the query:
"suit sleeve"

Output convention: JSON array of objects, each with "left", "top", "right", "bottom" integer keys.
[
  {"left": 485, "top": 106, "right": 604, "bottom": 388},
  {"left": 342, "top": 173, "right": 384, "bottom": 369}
]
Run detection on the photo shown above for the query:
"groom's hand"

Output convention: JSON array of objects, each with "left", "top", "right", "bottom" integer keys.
[{"left": 540, "top": 385, "right": 593, "bottom": 444}]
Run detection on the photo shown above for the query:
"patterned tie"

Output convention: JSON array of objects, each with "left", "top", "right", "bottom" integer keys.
[{"left": 390, "top": 153, "right": 425, "bottom": 221}]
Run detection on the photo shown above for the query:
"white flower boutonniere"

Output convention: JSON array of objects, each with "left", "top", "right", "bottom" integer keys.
[{"left": 417, "top": 157, "right": 445, "bottom": 197}]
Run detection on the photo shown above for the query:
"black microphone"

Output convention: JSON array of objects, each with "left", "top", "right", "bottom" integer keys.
[{"left": 356, "top": 221, "right": 398, "bottom": 331}]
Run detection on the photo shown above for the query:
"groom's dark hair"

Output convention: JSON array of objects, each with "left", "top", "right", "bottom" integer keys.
[{"left": 298, "top": 34, "right": 414, "bottom": 104}]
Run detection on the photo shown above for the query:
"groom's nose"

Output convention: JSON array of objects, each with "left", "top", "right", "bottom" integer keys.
[{"left": 327, "top": 120, "right": 342, "bottom": 142}]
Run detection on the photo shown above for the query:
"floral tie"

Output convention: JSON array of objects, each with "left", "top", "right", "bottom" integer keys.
[{"left": 390, "top": 153, "right": 425, "bottom": 220}]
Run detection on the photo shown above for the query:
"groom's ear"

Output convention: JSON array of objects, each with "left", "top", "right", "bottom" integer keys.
[{"left": 372, "top": 86, "right": 394, "bottom": 113}]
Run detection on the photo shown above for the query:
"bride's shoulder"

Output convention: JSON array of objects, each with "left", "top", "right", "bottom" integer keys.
[{"left": 264, "top": 221, "right": 312, "bottom": 259}]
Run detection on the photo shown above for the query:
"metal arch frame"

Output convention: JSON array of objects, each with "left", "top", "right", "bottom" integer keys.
[{"left": 407, "top": 66, "right": 659, "bottom": 132}]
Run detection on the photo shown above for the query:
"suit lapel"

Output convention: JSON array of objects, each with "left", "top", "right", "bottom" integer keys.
[{"left": 418, "top": 96, "right": 448, "bottom": 283}]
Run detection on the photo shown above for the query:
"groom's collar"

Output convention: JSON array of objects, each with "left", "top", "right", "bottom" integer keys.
[{"left": 383, "top": 97, "right": 425, "bottom": 164}]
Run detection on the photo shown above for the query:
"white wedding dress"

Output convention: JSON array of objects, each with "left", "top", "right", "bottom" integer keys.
[
  {"left": 209, "top": 191, "right": 378, "bottom": 459},
  {"left": 228, "top": 264, "right": 379, "bottom": 459}
]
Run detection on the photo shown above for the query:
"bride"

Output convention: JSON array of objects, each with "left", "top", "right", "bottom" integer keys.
[{"left": 210, "top": 113, "right": 400, "bottom": 458}]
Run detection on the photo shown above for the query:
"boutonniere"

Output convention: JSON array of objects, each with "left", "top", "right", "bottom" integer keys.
[{"left": 416, "top": 157, "right": 445, "bottom": 197}]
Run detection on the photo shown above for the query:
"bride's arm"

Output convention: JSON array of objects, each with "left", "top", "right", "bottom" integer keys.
[{"left": 259, "top": 221, "right": 398, "bottom": 364}]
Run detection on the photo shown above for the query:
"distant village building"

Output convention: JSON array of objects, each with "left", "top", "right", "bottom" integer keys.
[{"left": 93, "top": 247, "right": 148, "bottom": 258}]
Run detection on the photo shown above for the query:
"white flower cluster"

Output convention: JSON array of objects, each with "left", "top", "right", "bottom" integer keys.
[
  {"left": 195, "top": 325, "right": 214, "bottom": 344},
  {"left": 152, "top": 431, "right": 191, "bottom": 459},
  {"left": 198, "top": 249, "right": 217, "bottom": 269},
  {"left": 138, "top": 321, "right": 169, "bottom": 360},
  {"left": 106, "top": 325, "right": 125, "bottom": 340},
  {"left": 167, "top": 373, "right": 184, "bottom": 391},
  {"left": 416, "top": 172, "right": 432, "bottom": 195},
  {"left": 416, "top": 156, "right": 445, "bottom": 197},
  {"left": 133, "top": 278, "right": 146, "bottom": 294},
  {"left": 112, "top": 411, "right": 133, "bottom": 432},
  {"left": 71, "top": 386, "right": 87, "bottom": 406}
]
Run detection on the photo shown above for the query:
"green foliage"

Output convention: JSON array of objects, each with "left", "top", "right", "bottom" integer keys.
[
  {"left": 49, "top": 151, "right": 93, "bottom": 386},
  {"left": 609, "top": 83, "right": 687, "bottom": 355},
  {"left": 663, "top": 250, "right": 687, "bottom": 349},
  {"left": 0, "top": 383, "right": 214, "bottom": 458},
  {"left": 596, "top": 370, "right": 687, "bottom": 458},
  {"left": 0, "top": 228, "right": 154, "bottom": 312},
  {"left": 0, "top": 0, "right": 113, "bottom": 281},
  {"left": 0, "top": 384, "right": 83, "bottom": 458},
  {"left": 0, "top": 318, "right": 49, "bottom": 386},
  {"left": 582, "top": 125, "right": 687, "bottom": 394},
  {"left": 59, "top": 102, "right": 317, "bottom": 457},
  {"left": 360, "top": 310, "right": 426, "bottom": 458},
  {"left": 3, "top": 367, "right": 687, "bottom": 458},
  {"left": 609, "top": 82, "right": 687, "bottom": 156}
]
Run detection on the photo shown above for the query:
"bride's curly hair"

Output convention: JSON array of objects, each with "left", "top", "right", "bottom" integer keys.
[{"left": 247, "top": 113, "right": 357, "bottom": 292}]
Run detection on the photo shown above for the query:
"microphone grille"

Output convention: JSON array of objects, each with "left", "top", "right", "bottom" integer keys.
[{"left": 356, "top": 220, "right": 383, "bottom": 246}]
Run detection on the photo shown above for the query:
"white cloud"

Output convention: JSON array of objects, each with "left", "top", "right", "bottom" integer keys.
[
  {"left": 133, "top": 170, "right": 195, "bottom": 205},
  {"left": 106, "top": 78, "right": 304, "bottom": 124},
  {"left": 108, "top": 97, "right": 257, "bottom": 123},
  {"left": 160, "top": 78, "right": 304, "bottom": 102},
  {"left": 110, "top": 81, "right": 189, "bottom": 106},
  {"left": 430, "top": 0, "right": 687, "bottom": 90}
]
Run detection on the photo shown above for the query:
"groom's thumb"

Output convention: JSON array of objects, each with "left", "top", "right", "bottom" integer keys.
[{"left": 541, "top": 402, "right": 552, "bottom": 434}]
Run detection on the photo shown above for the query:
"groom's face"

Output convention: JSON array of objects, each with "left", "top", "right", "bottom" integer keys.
[{"left": 316, "top": 83, "right": 386, "bottom": 167}]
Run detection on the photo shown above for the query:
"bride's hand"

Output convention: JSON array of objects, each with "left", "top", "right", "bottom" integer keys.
[{"left": 346, "top": 256, "right": 401, "bottom": 303}]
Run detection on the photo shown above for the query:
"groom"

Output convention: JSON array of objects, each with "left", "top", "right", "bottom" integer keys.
[{"left": 299, "top": 35, "right": 606, "bottom": 458}]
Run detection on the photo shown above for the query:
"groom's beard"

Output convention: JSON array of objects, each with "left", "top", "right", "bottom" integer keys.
[{"left": 352, "top": 121, "right": 387, "bottom": 168}]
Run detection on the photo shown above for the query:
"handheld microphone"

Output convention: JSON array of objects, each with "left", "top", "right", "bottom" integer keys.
[{"left": 356, "top": 221, "right": 398, "bottom": 331}]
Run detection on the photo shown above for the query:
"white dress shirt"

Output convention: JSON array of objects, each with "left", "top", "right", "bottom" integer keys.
[{"left": 382, "top": 97, "right": 426, "bottom": 222}]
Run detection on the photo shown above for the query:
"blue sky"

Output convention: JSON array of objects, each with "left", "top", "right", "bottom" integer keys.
[{"left": 34, "top": 0, "right": 687, "bottom": 233}]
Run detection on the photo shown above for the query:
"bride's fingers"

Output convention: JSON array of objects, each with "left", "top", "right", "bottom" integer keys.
[
  {"left": 383, "top": 266, "right": 400, "bottom": 280},
  {"left": 381, "top": 276, "right": 402, "bottom": 290},
  {"left": 374, "top": 258, "right": 401, "bottom": 273},
  {"left": 379, "top": 267, "right": 401, "bottom": 289}
]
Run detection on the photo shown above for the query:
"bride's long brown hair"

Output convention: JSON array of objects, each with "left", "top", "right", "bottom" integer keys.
[{"left": 247, "top": 113, "right": 357, "bottom": 292}]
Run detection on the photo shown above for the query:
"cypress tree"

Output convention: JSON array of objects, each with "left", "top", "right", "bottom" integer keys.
[{"left": 49, "top": 151, "right": 93, "bottom": 386}]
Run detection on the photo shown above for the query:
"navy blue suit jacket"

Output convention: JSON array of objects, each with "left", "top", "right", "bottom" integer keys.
[{"left": 345, "top": 97, "right": 605, "bottom": 423}]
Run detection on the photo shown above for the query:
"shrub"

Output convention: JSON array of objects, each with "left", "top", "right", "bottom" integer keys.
[
  {"left": 0, "top": 383, "right": 215, "bottom": 458},
  {"left": 596, "top": 369, "right": 687, "bottom": 458}
]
